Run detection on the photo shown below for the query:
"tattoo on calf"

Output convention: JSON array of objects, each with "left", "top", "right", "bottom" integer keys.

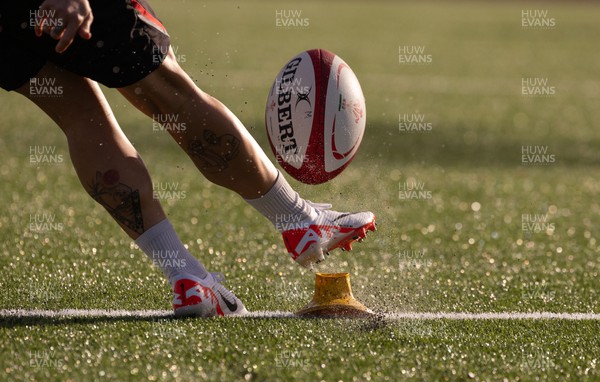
[
  {"left": 187, "top": 130, "right": 240, "bottom": 173},
  {"left": 89, "top": 170, "right": 144, "bottom": 234}
]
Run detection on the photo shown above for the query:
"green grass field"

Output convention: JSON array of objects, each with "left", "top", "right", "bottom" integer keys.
[{"left": 1, "top": 1, "right": 600, "bottom": 381}]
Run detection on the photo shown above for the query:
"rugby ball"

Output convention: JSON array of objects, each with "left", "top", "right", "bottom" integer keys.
[{"left": 265, "top": 49, "right": 366, "bottom": 184}]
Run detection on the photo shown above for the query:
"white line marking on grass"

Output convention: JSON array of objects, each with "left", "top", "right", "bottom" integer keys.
[
  {"left": 385, "top": 312, "right": 600, "bottom": 320},
  {"left": 0, "top": 309, "right": 599, "bottom": 320},
  {"left": 0, "top": 309, "right": 173, "bottom": 319}
]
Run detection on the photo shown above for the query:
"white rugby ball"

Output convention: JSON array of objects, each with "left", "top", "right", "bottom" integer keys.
[{"left": 265, "top": 49, "right": 366, "bottom": 184}]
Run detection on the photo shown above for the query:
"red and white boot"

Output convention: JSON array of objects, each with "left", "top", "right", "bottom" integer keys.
[
  {"left": 281, "top": 202, "right": 376, "bottom": 268},
  {"left": 172, "top": 273, "right": 248, "bottom": 317}
]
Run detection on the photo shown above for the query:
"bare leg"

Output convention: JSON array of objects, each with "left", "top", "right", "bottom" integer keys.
[
  {"left": 115, "top": 50, "right": 376, "bottom": 269},
  {"left": 118, "top": 50, "right": 278, "bottom": 199},
  {"left": 17, "top": 63, "right": 165, "bottom": 239},
  {"left": 14, "top": 62, "right": 249, "bottom": 316}
]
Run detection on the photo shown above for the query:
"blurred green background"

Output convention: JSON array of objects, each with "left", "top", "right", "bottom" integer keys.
[{"left": 1, "top": 1, "right": 599, "bottom": 381}]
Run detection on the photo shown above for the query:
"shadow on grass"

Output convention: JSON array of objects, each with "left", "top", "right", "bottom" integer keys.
[
  {"left": 0, "top": 311, "right": 385, "bottom": 328},
  {"left": 0, "top": 314, "right": 174, "bottom": 328}
]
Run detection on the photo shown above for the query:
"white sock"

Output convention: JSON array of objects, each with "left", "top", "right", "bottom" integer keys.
[
  {"left": 245, "top": 171, "right": 317, "bottom": 231},
  {"left": 135, "top": 219, "right": 208, "bottom": 284}
]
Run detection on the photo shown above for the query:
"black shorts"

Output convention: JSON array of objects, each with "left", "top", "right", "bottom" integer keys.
[{"left": 0, "top": 0, "right": 170, "bottom": 90}]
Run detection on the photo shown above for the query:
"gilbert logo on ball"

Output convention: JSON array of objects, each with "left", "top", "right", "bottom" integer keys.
[
  {"left": 296, "top": 273, "right": 373, "bottom": 318},
  {"left": 266, "top": 49, "right": 366, "bottom": 184}
]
